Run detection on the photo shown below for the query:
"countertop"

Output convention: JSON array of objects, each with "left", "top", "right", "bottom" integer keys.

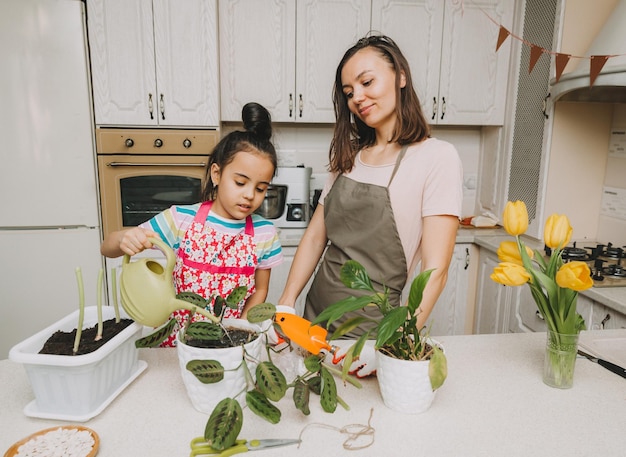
[{"left": 2, "top": 330, "right": 625, "bottom": 457}]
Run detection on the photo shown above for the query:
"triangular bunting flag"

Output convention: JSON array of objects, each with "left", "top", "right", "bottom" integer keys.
[
  {"left": 528, "top": 45, "right": 544, "bottom": 74},
  {"left": 554, "top": 53, "right": 571, "bottom": 83},
  {"left": 589, "top": 55, "right": 610, "bottom": 87},
  {"left": 496, "top": 26, "right": 510, "bottom": 52}
]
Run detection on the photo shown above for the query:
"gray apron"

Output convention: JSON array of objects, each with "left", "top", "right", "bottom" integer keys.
[{"left": 304, "top": 145, "right": 409, "bottom": 338}]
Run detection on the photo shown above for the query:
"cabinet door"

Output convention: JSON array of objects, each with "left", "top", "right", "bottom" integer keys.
[
  {"left": 589, "top": 302, "right": 626, "bottom": 331},
  {"left": 438, "top": 0, "right": 513, "bottom": 125},
  {"left": 219, "top": 0, "right": 296, "bottom": 122},
  {"left": 371, "top": 0, "right": 444, "bottom": 123},
  {"left": 296, "top": 0, "right": 372, "bottom": 122},
  {"left": 153, "top": 0, "right": 219, "bottom": 127},
  {"left": 266, "top": 246, "right": 312, "bottom": 316},
  {"left": 88, "top": 0, "right": 157, "bottom": 126},
  {"left": 428, "top": 244, "right": 471, "bottom": 336},
  {"left": 474, "top": 249, "right": 509, "bottom": 334}
]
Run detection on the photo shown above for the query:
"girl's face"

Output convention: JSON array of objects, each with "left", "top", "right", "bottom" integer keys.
[
  {"left": 340, "top": 47, "right": 406, "bottom": 134},
  {"left": 210, "top": 150, "right": 274, "bottom": 220}
]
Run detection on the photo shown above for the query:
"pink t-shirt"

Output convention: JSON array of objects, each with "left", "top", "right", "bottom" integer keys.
[{"left": 320, "top": 137, "right": 463, "bottom": 274}]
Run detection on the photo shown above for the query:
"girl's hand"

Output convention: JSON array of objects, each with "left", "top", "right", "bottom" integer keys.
[{"left": 118, "top": 227, "right": 159, "bottom": 256}]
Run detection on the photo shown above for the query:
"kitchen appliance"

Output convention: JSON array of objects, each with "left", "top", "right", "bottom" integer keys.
[
  {"left": 0, "top": 0, "right": 104, "bottom": 359},
  {"left": 265, "top": 166, "right": 312, "bottom": 228},
  {"left": 255, "top": 185, "right": 288, "bottom": 220},
  {"left": 548, "top": 241, "right": 626, "bottom": 288}
]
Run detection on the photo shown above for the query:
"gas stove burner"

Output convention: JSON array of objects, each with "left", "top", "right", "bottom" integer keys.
[
  {"left": 601, "top": 243, "right": 624, "bottom": 259},
  {"left": 560, "top": 246, "right": 590, "bottom": 262},
  {"left": 602, "top": 264, "right": 626, "bottom": 278}
]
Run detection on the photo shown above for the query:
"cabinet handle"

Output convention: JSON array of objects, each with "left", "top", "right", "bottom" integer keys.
[
  {"left": 542, "top": 93, "right": 550, "bottom": 119},
  {"left": 106, "top": 161, "right": 206, "bottom": 168},
  {"left": 535, "top": 310, "right": 544, "bottom": 320},
  {"left": 431, "top": 97, "right": 437, "bottom": 120},
  {"left": 464, "top": 247, "right": 470, "bottom": 270},
  {"left": 289, "top": 93, "right": 293, "bottom": 117},
  {"left": 441, "top": 96, "right": 446, "bottom": 120},
  {"left": 600, "top": 313, "right": 611, "bottom": 329},
  {"left": 299, "top": 94, "right": 303, "bottom": 118},
  {"left": 148, "top": 93, "right": 154, "bottom": 120},
  {"left": 160, "top": 93, "right": 165, "bottom": 120}
]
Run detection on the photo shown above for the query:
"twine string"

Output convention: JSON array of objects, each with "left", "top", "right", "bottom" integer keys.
[{"left": 297, "top": 408, "right": 375, "bottom": 451}]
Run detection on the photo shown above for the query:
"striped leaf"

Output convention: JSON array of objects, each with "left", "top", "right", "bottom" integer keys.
[
  {"left": 186, "top": 359, "right": 224, "bottom": 384},
  {"left": 204, "top": 398, "right": 242, "bottom": 451}
]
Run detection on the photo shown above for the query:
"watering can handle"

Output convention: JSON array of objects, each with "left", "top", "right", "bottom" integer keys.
[{"left": 121, "top": 237, "right": 176, "bottom": 273}]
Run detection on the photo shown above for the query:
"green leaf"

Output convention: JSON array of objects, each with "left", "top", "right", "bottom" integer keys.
[
  {"left": 185, "top": 321, "right": 223, "bottom": 340},
  {"left": 329, "top": 316, "right": 374, "bottom": 340},
  {"left": 246, "top": 302, "right": 276, "bottom": 323},
  {"left": 255, "top": 361, "right": 287, "bottom": 401},
  {"left": 307, "top": 375, "right": 322, "bottom": 395},
  {"left": 213, "top": 296, "right": 226, "bottom": 316},
  {"left": 375, "top": 307, "right": 408, "bottom": 349},
  {"left": 186, "top": 359, "right": 225, "bottom": 384},
  {"left": 312, "top": 295, "right": 374, "bottom": 327},
  {"left": 204, "top": 398, "right": 242, "bottom": 451},
  {"left": 176, "top": 291, "right": 208, "bottom": 307},
  {"left": 428, "top": 345, "right": 447, "bottom": 390},
  {"left": 293, "top": 379, "right": 311, "bottom": 415},
  {"left": 340, "top": 260, "right": 374, "bottom": 291},
  {"left": 407, "top": 269, "right": 434, "bottom": 315},
  {"left": 246, "top": 390, "right": 281, "bottom": 424},
  {"left": 303, "top": 354, "right": 322, "bottom": 373},
  {"left": 320, "top": 366, "right": 338, "bottom": 413},
  {"left": 134, "top": 318, "right": 176, "bottom": 348},
  {"left": 226, "top": 286, "right": 248, "bottom": 307}
]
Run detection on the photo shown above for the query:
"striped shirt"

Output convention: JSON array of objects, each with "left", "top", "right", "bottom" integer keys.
[{"left": 139, "top": 203, "right": 283, "bottom": 269}]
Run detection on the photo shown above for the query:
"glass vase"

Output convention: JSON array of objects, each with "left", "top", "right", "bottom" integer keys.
[{"left": 542, "top": 330, "right": 579, "bottom": 389}]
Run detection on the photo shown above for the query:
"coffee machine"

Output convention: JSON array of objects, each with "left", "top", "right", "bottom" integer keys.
[{"left": 272, "top": 166, "right": 312, "bottom": 228}]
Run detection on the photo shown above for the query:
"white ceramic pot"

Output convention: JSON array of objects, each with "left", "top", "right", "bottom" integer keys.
[
  {"left": 8, "top": 306, "right": 145, "bottom": 421},
  {"left": 176, "top": 319, "right": 264, "bottom": 414},
  {"left": 375, "top": 341, "right": 443, "bottom": 414}
]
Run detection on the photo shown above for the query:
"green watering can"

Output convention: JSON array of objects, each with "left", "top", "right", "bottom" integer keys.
[{"left": 119, "top": 237, "right": 219, "bottom": 327}]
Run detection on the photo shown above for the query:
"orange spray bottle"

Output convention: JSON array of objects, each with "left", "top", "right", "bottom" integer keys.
[{"left": 274, "top": 313, "right": 338, "bottom": 356}]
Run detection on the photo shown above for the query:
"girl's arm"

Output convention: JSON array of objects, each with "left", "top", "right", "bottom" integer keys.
[
  {"left": 412, "top": 214, "right": 459, "bottom": 329},
  {"left": 100, "top": 227, "right": 159, "bottom": 258},
  {"left": 241, "top": 268, "right": 271, "bottom": 317},
  {"left": 277, "top": 205, "right": 328, "bottom": 308}
]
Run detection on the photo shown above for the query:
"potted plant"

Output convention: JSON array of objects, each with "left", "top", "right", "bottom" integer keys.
[
  {"left": 311, "top": 260, "right": 448, "bottom": 414},
  {"left": 136, "top": 289, "right": 361, "bottom": 451},
  {"left": 8, "top": 268, "right": 145, "bottom": 421}
]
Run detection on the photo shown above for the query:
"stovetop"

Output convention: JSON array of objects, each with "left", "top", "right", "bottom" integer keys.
[{"left": 547, "top": 242, "right": 626, "bottom": 288}]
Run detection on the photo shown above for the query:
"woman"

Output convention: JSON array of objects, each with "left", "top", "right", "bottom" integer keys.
[{"left": 279, "top": 35, "right": 463, "bottom": 348}]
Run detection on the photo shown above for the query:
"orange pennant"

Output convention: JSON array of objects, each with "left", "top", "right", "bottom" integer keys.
[
  {"left": 496, "top": 26, "right": 510, "bottom": 52},
  {"left": 589, "top": 55, "right": 610, "bottom": 87},
  {"left": 528, "top": 45, "right": 544, "bottom": 74},
  {"left": 554, "top": 53, "right": 571, "bottom": 83}
]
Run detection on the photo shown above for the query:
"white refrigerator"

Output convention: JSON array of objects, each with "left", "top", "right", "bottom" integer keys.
[{"left": 0, "top": 0, "right": 103, "bottom": 358}]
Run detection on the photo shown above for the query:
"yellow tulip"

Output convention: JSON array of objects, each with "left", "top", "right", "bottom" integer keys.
[
  {"left": 496, "top": 241, "right": 534, "bottom": 265},
  {"left": 490, "top": 262, "right": 531, "bottom": 286},
  {"left": 544, "top": 214, "right": 573, "bottom": 249},
  {"left": 502, "top": 201, "right": 528, "bottom": 236},
  {"left": 555, "top": 261, "right": 593, "bottom": 291}
]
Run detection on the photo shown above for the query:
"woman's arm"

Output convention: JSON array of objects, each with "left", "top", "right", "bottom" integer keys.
[
  {"left": 241, "top": 268, "right": 271, "bottom": 317},
  {"left": 277, "top": 205, "right": 328, "bottom": 308},
  {"left": 413, "top": 214, "right": 459, "bottom": 329}
]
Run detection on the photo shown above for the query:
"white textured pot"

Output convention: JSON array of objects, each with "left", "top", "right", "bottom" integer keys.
[
  {"left": 176, "top": 319, "right": 263, "bottom": 414},
  {"left": 375, "top": 341, "right": 443, "bottom": 415},
  {"left": 9, "top": 306, "right": 145, "bottom": 421}
]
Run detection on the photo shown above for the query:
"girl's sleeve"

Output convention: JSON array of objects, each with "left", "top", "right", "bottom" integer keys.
[{"left": 255, "top": 220, "right": 283, "bottom": 269}]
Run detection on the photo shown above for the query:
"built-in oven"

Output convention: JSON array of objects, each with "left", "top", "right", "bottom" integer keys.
[{"left": 95, "top": 128, "right": 219, "bottom": 238}]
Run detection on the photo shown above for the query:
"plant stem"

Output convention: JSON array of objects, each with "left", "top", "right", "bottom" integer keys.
[
  {"left": 321, "top": 362, "right": 362, "bottom": 389},
  {"left": 73, "top": 267, "right": 84, "bottom": 354},
  {"left": 111, "top": 267, "right": 120, "bottom": 323},
  {"left": 95, "top": 268, "right": 103, "bottom": 341}
]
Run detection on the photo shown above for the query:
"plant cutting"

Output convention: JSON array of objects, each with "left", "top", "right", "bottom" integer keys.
[
  {"left": 311, "top": 260, "right": 447, "bottom": 414},
  {"left": 136, "top": 290, "right": 361, "bottom": 452},
  {"left": 490, "top": 200, "right": 593, "bottom": 388}
]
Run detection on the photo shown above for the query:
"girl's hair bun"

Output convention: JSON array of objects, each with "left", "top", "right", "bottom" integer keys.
[{"left": 242, "top": 102, "right": 272, "bottom": 141}]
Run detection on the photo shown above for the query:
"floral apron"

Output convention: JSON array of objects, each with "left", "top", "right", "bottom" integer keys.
[
  {"left": 304, "top": 145, "right": 409, "bottom": 338},
  {"left": 160, "top": 201, "right": 257, "bottom": 347}
]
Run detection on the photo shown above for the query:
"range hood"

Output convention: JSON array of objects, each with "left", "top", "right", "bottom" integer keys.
[{"left": 550, "top": 1, "right": 626, "bottom": 103}]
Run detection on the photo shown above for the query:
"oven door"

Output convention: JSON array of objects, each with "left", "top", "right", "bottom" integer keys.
[{"left": 97, "top": 155, "right": 207, "bottom": 237}]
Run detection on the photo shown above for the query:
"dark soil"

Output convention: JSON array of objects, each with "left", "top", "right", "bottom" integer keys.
[
  {"left": 39, "top": 318, "right": 134, "bottom": 355},
  {"left": 184, "top": 329, "right": 258, "bottom": 349}
]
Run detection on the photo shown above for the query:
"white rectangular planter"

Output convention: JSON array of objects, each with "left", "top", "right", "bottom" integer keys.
[{"left": 9, "top": 306, "right": 146, "bottom": 422}]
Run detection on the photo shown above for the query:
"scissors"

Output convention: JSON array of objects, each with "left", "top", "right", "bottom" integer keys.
[{"left": 190, "top": 437, "right": 301, "bottom": 456}]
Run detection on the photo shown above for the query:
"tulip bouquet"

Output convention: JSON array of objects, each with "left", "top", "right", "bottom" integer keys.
[
  {"left": 491, "top": 201, "right": 594, "bottom": 387},
  {"left": 491, "top": 200, "right": 593, "bottom": 335}
]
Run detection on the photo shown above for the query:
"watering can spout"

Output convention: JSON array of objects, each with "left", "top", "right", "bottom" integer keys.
[
  {"left": 274, "top": 313, "right": 337, "bottom": 355},
  {"left": 118, "top": 237, "right": 220, "bottom": 327}
]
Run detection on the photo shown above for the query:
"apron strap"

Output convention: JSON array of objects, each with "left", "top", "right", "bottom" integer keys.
[{"left": 387, "top": 144, "right": 409, "bottom": 187}]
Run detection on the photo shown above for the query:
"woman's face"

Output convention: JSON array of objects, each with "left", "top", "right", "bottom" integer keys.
[
  {"left": 210, "top": 150, "right": 274, "bottom": 220},
  {"left": 340, "top": 47, "right": 406, "bottom": 133}
]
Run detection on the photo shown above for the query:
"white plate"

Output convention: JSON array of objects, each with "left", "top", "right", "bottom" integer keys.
[{"left": 23, "top": 360, "right": 147, "bottom": 422}]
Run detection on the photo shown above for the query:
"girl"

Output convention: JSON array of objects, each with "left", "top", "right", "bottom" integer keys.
[
  {"left": 278, "top": 35, "right": 463, "bottom": 373},
  {"left": 101, "top": 102, "right": 283, "bottom": 346}
]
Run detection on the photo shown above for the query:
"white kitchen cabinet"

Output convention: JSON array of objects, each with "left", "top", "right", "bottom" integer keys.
[
  {"left": 266, "top": 246, "right": 313, "bottom": 316},
  {"left": 219, "top": 0, "right": 371, "bottom": 123},
  {"left": 87, "top": 0, "right": 219, "bottom": 127},
  {"left": 578, "top": 295, "right": 626, "bottom": 331},
  {"left": 474, "top": 247, "right": 515, "bottom": 334},
  {"left": 371, "top": 0, "right": 514, "bottom": 125},
  {"left": 427, "top": 243, "right": 476, "bottom": 336}
]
